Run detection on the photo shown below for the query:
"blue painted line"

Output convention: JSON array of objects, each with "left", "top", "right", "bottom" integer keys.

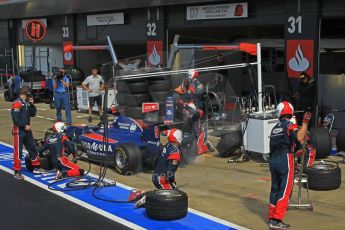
[{"left": 0, "top": 142, "right": 246, "bottom": 230}]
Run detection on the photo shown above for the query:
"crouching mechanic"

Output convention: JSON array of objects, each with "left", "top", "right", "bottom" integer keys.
[
  {"left": 11, "top": 86, "right": 43, "bottom": 179},
  {"left": 268, "top": 101, "right": 311, "bottom": 229},
  {"left": 38, "top": 122, "right": 84, "bottom": 180},
  {"left": 152, "top": 128, "right": 183, "bottom": 189}
]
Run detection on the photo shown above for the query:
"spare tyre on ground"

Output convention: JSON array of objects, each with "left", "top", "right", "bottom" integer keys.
[
  {"left": 306, "top": 161, "right": 341, "bottom": 191},
  {"left": 145, "top": 189, "right": 188, "bottom": 220},
  {"left": 216, "top": 130, "right": 242, "bottom": 157},
  {"left": 336, "top": 127, "right": 345, "bottom": 152},
  {"left": 309, "top": 127, "right": 332, "bottom": 159}
]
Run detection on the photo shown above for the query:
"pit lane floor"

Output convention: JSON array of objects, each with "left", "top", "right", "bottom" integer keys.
[
  {"left": 1, "top": 97, "right": 345, "bottom": 229},
  {"left": 0, "top": 170, "right": 130, "bottom": 230}
]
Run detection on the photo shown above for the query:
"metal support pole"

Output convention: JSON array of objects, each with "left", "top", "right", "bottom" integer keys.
[
  {"left": 257, "top": 43, "right": 263, "bottom": 113},
  {"left": 106, "top": 36, "right": 118, "bottom": 66}
]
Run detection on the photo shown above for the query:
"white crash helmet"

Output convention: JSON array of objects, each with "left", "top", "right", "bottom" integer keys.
[
  {"left": 52, "top": 122, "right": 66, "bottom": 133},
  {"left": 187, "top": 69, "right": 199, "bottom": 79},
  {"left": 167, "top": 128, "right": 183, "bottom": 144}
]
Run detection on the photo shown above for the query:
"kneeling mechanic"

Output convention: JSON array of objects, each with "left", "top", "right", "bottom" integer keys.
[{"left": 38, "top": 122, "right": 84, "bottom": 180}]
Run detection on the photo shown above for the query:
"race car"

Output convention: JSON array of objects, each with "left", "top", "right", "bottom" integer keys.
[{"left": 45, "top": 115, "right": 161, "bottom": 175}]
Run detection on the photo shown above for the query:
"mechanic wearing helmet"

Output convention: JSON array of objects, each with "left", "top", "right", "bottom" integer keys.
[
  {"left": 38, "top": 122, "right": 84, "bottom": 180},
  {"left": 11, "top": 86, "right": 43, "bottom": 179},
  {"left": 268, "top": 101, "right": 311, "bottom": 229},
  {"left": 152, "top": 128, "right": 183, "bottom": 189},
  {"left": 182, "top": 102, "right": 214, "bottom": 155},
  {"left": 290, "top": 116, "right": 316, "bottom": 170}
]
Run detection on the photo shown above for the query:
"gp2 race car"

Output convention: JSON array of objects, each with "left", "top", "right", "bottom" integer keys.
[{"left": 45, "top": 115, "right": 161, "bottom": 175}]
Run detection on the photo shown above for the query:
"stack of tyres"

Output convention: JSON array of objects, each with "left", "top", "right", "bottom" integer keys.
[{"left": 116, "top": 75, "right": 172, "bottom": 120}]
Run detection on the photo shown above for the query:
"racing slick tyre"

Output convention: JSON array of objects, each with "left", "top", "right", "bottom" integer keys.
[
  {"left": 310, "top": 127, "right": 332, "bottom": 159},
  {"left": 149, "top": 79, "right": 171, "bottom": 85},
  {"left": 145, "top": 189, "right": 188, "bottom": 220},
  {"left": 306, "top": 161, "right": 341, "bottom": 191},
  {"left": 336, "top": 128, "right": 345, "bottom": 152},
  {"left": 4, "top": 89, "right": 15, "bottom": 102},
  {"left": 149, "top": 90, "right": 172, "bottom": 102},
  {"left": 116, "top": 81, "right": 130, "bottom": 93},
  {"left": 116, "top": 93, "right": 127, "bottom": 106},
  {"left": 216, "top": 131, "right": 242, "bottom": 157},
  {"left": 149, "top": 82, "right": 171, "bottom": 92},
  {"left": 114, "top": 143, "right": 142, "bottom": 175},
  {"left": 126, "top": 93, "right": 150, "bottom": 107},
  {"left": 127, "top": 81, "right": 149, "bottom": 94},
  {"left": 126, "top": 106, "right": 144, "bottom": 119}
]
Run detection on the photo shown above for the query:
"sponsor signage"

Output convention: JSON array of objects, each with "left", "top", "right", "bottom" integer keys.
[
  {"left": 286, "top": 40, "right": 314, "bottom": 78},
  {"left": 63, "top": 41, "right": 74, "bottom": 66},
  {"left": 147, "top": 40, "right": 163, "bottom": 67},
  {"left": 87, "top": 13, "right": 124, "bottom": 26},
  {"left": 24, "top": 19, "right": 47, "bottom": 42},
  {"left": 142, "top": 102, "right": 159, "bottom": 113},
  {"left": 186, "top": 2, "right": 248, "bottom": 20},
  {"left": 22, "top": 18, "right": 47, "bottom": 29}
]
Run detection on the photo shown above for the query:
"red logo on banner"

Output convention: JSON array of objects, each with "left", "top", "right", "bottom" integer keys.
[
  {"left": 63, "top": 41, "right": 74, "bottom": 66},
  {"left": 147, "top": 40, "right": 163, "bottom": 67},
  {"left": 286, "top": 40, "right": 314, "bottom": 78},
  {"left": 142, "top": 103, "right": 159, "bottom": 113},
  {"left": 25, "top": 19, "right": 47, "bottom": 42}
]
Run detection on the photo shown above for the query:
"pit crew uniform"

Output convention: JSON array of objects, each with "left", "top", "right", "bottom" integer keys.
[
  {"left": 295, "top": 134, "right": 316, "bottom": 170},
  {"left": 38, "top": 133, "right": 83, "bottom": 177},
  {"left": 11, "top": 97, "right": 40, "bottom": 171},
  {"left": 182, "top": 105, "right": 210, "bottom": 155},
  {"left": 152, "top": 143, "right": 181, "bottom": 189},
  {"left": 269, "top": 119, "right": 298, "bottom": 221}
]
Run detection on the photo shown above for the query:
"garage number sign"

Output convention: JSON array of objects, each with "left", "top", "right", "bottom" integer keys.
[{"left": 25, "top": 19, "right": 47, "bottom": 42}]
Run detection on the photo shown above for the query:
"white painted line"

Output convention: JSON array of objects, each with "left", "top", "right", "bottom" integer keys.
[
  {"left": 46, "top": 118, "right": 55, "bottom": 121},
  {"left": 47, "top": 179, "right": 57, "bottom": 183},
  {"left": 34, "top": 172, "right": 55, "bottom": 177},
  {"left": 37, "top": 108, "right": 48, "bottom": 111},
  {"left": 36, "top": 115, "right": 45, "bottom": 118},
  {"left": 0, "top": 165, "right": 146, "bottom": 230},
  {"left": 0, "top": 109, "right": 10, "bottom": 111},
  {"left": 41, "top": 176, "right": 56, "bottom": 180}
]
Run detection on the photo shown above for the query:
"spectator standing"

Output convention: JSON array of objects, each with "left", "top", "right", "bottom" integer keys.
[{"left": 82, "top": 66, "right": 105, "bottom": 122}]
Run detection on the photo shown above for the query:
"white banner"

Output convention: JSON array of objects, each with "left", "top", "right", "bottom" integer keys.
[
  {"left": 186, "top": 2, "right": 248, "bottom": 20},
  {"left": 87, "top": 13, "right": 124, "bottom": 26}
]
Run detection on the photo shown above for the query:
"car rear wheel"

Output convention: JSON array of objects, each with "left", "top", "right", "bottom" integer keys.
[{"left": 114, "top": 143, "right": 142, "bottom": 175}]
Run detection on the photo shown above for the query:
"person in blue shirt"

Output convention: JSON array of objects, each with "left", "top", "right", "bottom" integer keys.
[{"left": 53, "top": 69, "right": 72, "bottom": 125}]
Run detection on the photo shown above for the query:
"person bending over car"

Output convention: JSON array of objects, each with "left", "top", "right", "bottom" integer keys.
[
  {"left": 38, "top": 122, "right": 84, "bottom": 180},
  {"left": 152, "top": 128, "right": 183, "bottom": 189}
]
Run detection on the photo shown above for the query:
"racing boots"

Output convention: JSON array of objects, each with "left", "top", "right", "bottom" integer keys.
[
  {"left": 206, "top": 141, "right": 215, "bottom": 152},
  {"left": 55, "top": 170, "right": 63, "bottom": 180},
  {"left": 269, "top": 219, "right": 290, "bottom": 229},
  {"left": 14, "top": 171, "right": 24, "bottom": 180}
]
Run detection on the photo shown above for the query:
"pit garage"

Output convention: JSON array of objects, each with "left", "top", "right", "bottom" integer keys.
[{"left": 0, "top": 1, "right": 345, "bottom": 230}]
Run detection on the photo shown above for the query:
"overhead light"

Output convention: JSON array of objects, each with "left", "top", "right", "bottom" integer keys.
[{"left": 332, "top": 50, "right": 345, "bottom": 53}]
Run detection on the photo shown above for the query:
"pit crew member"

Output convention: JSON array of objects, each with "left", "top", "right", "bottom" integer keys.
[
  {"left": 38, "top": 122, "right": 84, "bottom": 180},
  {"left": 182, "top": 102, "right": 214, "bottom": 155},
  {"left": 152, "top": 128, "right": 183, "bottom": 189},
  {"left": 268, "top": 101, "right": 311, "bottom": 229},
  {"left": 11, "top": 86, "right": 42, "bottom": 180}
]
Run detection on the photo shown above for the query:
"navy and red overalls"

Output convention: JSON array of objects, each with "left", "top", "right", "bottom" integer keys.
[
  {"left": 269, "top": 119, "right": 298, "bottom": 221},
  {"left": 11, "top": 97, "right": 40, "bottom": 171},
  {"left": 38, "top": 133, "right": 82, "bottom": 177},
  {"left": 295, "top": 134, "right": 316, "bottom": 170},
  {"left": 152, "top": 143, "right": 181, "bottom": 189},
  {"left": 182, "top": 108, "right": 209, "bottom": 155}
]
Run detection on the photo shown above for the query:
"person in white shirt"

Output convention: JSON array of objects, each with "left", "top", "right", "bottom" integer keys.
[{"left": 82, "top": 66, "right": 105, "bottom": 122}]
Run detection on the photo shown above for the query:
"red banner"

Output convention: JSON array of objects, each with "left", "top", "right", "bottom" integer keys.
[
  {"left": 63, "top": 41, "right": 74, "bottom": 66},
  {"left": 286, "top": 40, "right": 314, "bottom": 78},
  {"left": 147, "top": 40, "right": 163, "bottom": 67},
  {"left": 142, "top": 103, "right": 159, "bottom": 113}
]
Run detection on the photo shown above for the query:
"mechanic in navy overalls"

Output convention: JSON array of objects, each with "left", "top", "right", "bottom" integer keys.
[
  {"left": 53, "top": 69, "right": 72, "bottom": 125},
  {"left": 182, "top": 102, "right": 214, "bottom": 155},
  {"left": 11, "top": 86, "right": 43, "bottom": 180},
  {"left": 38, "top": 122, "right": 84, "bottom": 180},
  {"left": 268, "top": 101, "right": 311, "bottom": 229},
  {"left": 152, "top": 128, "right": 183, "bottom": 189}
]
